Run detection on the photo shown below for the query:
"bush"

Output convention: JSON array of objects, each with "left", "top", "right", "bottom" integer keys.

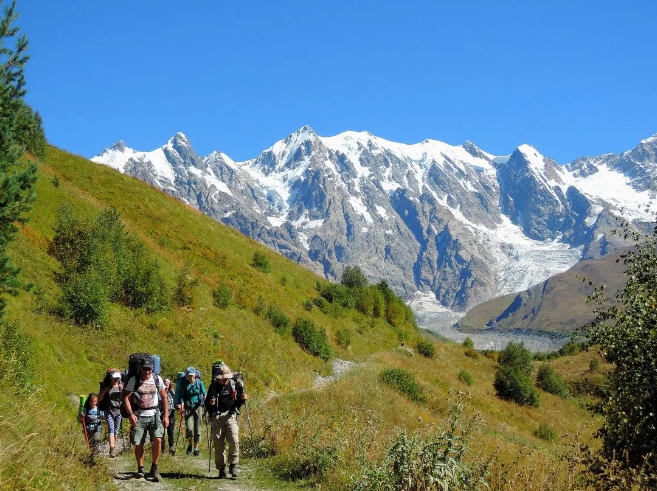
[
  {"left": 320, "top": 283, "right": 355, "bottom": 309},
  {"left": 498, "top": 341, "right": 533, "bottom": 376},
  {"left": 341, "top": 265, "right": 368, "bottom": 289},
  {"left": 589, "top": 357, "right": 600, "bottom": 371},
  {"left": 172, "top": 265, "right": 200, "bottom": 308},
  {"left": 212, "top": 283, "right": 232, "bottom": 309},
  {"left": 534, "top": 423, "right": 557, "bottom": 442},
  {"left": 494, "top": 365, "right": 540, "bottom": 407},
  {"left": 49, "top": 206, "right": 170, "bottom": 325},
  {"left": 458, "top": 369, "right": 474, "bottom": 386},
  {"left": 313, "top": 296, "right": 330, "bottom": 315},
  {"left": 253, "top": 296, "right": 266, "bottom": 316},
  {"left": 302, "top": 298, "right": 313, "bottom": 312},
  {"left": 416, "top": 339, "right": 435, "bottom": 358},
  {"left": 463, "top": 336, "right": 474, "bottom": 349},
  {"left": 273, "top": 445, "right": 338, "bottom": 481},
  {"left": 252, "top": 252, "right": 271, "bottom": 273},
  {"left": 336, "top": 327, "right": 352, "bottom": 348},
  {"left": 536, "top": 365, "right": 569, "bottom": 398},
  {"left": 266, "top": 305, "right": 291, "bottom": 335},
  {"left": 379, "top": 368, "right": 426, "bottom": 403},
  {"left": 292, "top": 318, "right": 332, "bottom": 361},
  {"left": 350, "top": 391, "right": 488, "bottom": 490},
  {"left": 354, "top": 287, "right": 374, "bottom": 316},
  {"left": 464, "top": 347, "right": 479, "bottom": 359}
]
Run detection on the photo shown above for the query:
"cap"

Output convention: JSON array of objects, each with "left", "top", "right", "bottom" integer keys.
[
  {"left": 111, "top": 371, "right": 121, "bottom": 379},
  {"left": 185, "top": 366, "right": 196, "bottom": 376},
  {"left": 142, "top": 358, "right": 154, "bottom": 369},
  {"left": 215, "top": 364, "right": 233, "bottom": 380}
]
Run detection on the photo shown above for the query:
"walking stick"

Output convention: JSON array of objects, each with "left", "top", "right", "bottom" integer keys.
[
  {"left": 206, "top": 410, "right": 212, "bottom": 473},
  {"left": 81, "top": 416, "right": 90, "bottom": 449},
  {"left": 244, "top": 400, "right": 253, "bottom": 437},
  {"left": 175, "top": 408, "right": 183, "bottom": 451}
]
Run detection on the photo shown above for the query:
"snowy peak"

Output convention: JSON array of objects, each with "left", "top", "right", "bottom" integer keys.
[{"left": 109, "top": 139, "right": 127, "bottom": 153}]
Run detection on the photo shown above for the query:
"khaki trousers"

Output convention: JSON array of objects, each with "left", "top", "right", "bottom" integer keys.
[{"left": 211, "top": 411, "right": 239, "bottom": 469}]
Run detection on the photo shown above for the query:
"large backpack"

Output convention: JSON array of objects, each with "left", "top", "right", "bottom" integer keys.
[
  {"left": 120, "top": 353, "right": 162, "bottom": 418},
  {"left": 174, "top": 367, "right": 204, "bottom": 408}
]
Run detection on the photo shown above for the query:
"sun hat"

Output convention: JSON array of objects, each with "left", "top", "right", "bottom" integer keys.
[
  {"left": 111, "top": 371, "right": 121, "bottom": 379},
  {"left": 215, "top": 364, "right": 233, "bottom": 380}
]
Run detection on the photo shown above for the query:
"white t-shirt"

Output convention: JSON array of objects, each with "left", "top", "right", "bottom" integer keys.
[{"left": 125, "top": 373, "right": 164, "bottom": 418}]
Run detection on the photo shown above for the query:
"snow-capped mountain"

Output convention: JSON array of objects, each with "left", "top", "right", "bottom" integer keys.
[{"left": 92, "top": 127, "right": 657, "bottom": 311}]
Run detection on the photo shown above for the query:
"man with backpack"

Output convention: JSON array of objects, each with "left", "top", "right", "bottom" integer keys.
[
  {"left": 123, "top": 356, "right": 169, "bottom": 482},
  {"left": 205, "top": 364, "right": 247, "bottom": 479},
  {"left": 176, "top": 366, "right": 206, "bottom": 456}
]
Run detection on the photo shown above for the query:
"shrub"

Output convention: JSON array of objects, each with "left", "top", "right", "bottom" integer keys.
[
  {"left": 320, "top": 283, "right": 355, "bottom": 309},
  {"left": 536, "top": 365, "right": 569, "bottom": 398},
  {"left": 341, "top": 265, "right": 368, "bottom": 289},
  {"left": 212, "top": 283, "right": 232, "bottom": 309},
  {"left": 50, "top": 206, "right": 169, "bottom": 325},
  {"left": 172, "top": 265, "right": 200, "bottom": 308},
  {"left": 416, "top": 339, "right": 435, "bottom": 358},
  {"left": 350, "top": 391, "right": 488, "bottom": 490},
  {"left": 534, "top": 423, "right": 557, "bottom": 442},
  {"left": 483, "top": 350, "right": 499, "bottom": 362},
  {"left": 252, "top": 252, "right": 271, "bottom": 273},
  {"left": 273, "top": 445, "right": 338, "bottom": 481},
  {"left": 463, "top": 336, "right": 474, "bottom": 349},
  {"left": 458, "top": 369, "right": 474, "bottom": 386},
  {"left": 266, "top": 305, "right": 291, "bottom": 335},
  {"left": 52, "top": 175, "right": 60, "bottom": 187},
  {"left": 498, "top": 341, "right": 533, "bottom": 376},
  {"left": 253, "top": 296, "right": 266, "bottom": 316},
  {"left": 494, "top": 365, "right": 540, "bottom": 407},
  {"left": 464, "top": 347, "right": 479, "bottom": 359},
  {"left": 354, "top": 287, "right": 374, "bottom": 316},
  {"left": 280, "top": 275, "right": 288, "bottom": 286},
  {"left": 292, "top": 318, "right": 332, "bottom": 361},
  {"left": 589, "top": 357, "right": 600, "bottom": 371},
  {"left": 336, "top": 327, "right": 352, "bottom": 348},
  {"left": 379, "top": 368, "right": 426, "bottom": 403},
  {"left": 313, "top": 296, "right": 330, "bottom": 314},
  {"left": 302, "top": 298, "right": 313, "bottom": 312}
]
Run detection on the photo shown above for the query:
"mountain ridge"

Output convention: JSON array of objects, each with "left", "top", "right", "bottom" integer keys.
[{"left": 91, "top": 127, "right": 657, "bottom": 312}]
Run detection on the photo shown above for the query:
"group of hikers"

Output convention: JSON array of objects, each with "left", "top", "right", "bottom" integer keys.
[{"left": 79, "top": 354, "right": 247, "bottom": 482}]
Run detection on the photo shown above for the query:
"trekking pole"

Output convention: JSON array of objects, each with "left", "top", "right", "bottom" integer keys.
[
  {"left": 175, "top": 408, "right": 183, "bottom": 451},
  {"left": 206, "top": 410, "right": 212, "bottom": 473},
  {"left": 244, "top": 400, "right": 253, "bottom": 437},
  {"left": 80, "top": 416, "right": 90, "bottom": 449}
]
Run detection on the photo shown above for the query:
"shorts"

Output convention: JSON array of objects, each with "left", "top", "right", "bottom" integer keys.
[{"left": 131, "top": 414, "right": 164, "bottom": 446}]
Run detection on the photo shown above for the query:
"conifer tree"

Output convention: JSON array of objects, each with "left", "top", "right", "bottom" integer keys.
[{"left": 0, "top": 1, "right": 38, "bottom": 319}]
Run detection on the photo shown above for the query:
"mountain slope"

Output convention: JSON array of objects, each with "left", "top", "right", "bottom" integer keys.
[{"left": 456, "top": 250, "right": 628, "bottom": 333}]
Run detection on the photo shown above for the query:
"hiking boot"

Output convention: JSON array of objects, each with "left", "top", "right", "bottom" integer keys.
[
  {"left": 169, "top": 446, "right": 175, "bottom": 456},
  {"left": 229, "top": 464, "right": 239, "bottom": 478},
  {"left": 186, "top": 445, "right": 192, "bottom": 455},
  {"left": 193, "top": 448, "right": 200, "bottom": 456},
  {"left": 135, "top": 467, "right": 145, "bottom": 479},
  {"left": 109, "top": 446, "right": 117, "bottom": 458},
  {"left": 150, "top": 463, "right": 162, "bottom": 482},
  {"left": 218, "top": 467, "right": 226, "bottom": 479}
]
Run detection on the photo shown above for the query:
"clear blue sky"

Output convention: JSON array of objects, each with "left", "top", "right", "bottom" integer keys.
[{"left": 15, "top": 0, "right": 657, "bottom": 163}]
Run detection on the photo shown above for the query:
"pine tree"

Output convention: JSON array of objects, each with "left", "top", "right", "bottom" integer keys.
[{"left": 0, "top": 1, "right": 38, "bottom": 319}]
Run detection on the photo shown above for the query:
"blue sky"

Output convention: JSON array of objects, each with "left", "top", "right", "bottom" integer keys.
[{"left": 16, "top": 0, "right": 657, "bottom": 163}]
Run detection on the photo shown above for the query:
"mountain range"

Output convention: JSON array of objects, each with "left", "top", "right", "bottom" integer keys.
[{"left": 92, "top": 128, "right": 657, "bottom": 312}]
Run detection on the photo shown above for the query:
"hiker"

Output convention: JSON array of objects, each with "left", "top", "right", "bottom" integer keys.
[
  {"left": 176, "top": 366, "right": 206, "bottom": 456},
  {"left": 205, "top": 364, "right": 247, "bottom": 479},
  {"left": 80, "top": 393, "right": 103, "bottom": 451},
  {"left": 123, "top": 356, "right": 169, "bottom": 482},
  {"left": 162, "top": 378, "right": 176, "bottom": 455},
  {"left": 98, "top": 371, "right": 123, "bottom": 457}
]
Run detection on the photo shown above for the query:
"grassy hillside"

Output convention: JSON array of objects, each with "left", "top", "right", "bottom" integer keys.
[{"left": 0, "top": 146, "right": 606, "bottom": 490}]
